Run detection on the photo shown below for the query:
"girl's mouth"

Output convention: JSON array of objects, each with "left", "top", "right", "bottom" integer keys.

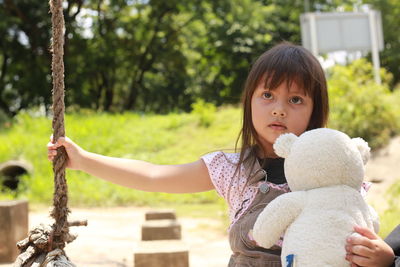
[{"left": 268, "top": 123, "right": 287, "bottom": 130}]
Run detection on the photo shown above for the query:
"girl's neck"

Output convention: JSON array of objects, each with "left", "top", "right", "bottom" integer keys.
[{"left": 255, "top": 144, "right": 279, "bottom": 159}]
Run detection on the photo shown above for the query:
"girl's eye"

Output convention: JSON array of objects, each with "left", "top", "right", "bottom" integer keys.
[
  {"left": 262, "top": 92, "right": 273, "bottom": 99},
  {"left": 289, "top": 96, "right": 303, "bottom": 104}
]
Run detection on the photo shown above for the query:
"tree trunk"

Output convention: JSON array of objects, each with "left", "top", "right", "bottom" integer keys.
[
  {"left": 101, "top": 71, "right": 113, "bottom": 111},
  {"left": 0, "top": 52, "right": 12, "bottom": 116},
  {"left": 126, "top": 81, "right": 138, "bottom": 110}
]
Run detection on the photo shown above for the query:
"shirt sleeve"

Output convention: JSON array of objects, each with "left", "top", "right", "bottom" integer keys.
[
  {"left": 201, "top": 151, "right": 235, "bottom": 200},
  {"left": 385, "top": 224, "right": 400, "bottom": 267},
  {"left": 392, "top": 256, "right": 400, "bottom": 267}
]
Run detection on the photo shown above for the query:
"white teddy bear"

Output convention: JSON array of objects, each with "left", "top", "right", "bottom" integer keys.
[{"left": 252, "top": 128, "right": 379, "bottom": 267}]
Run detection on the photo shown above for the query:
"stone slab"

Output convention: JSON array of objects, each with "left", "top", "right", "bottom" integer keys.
[
  {"left": 134, "top": 240, "right": 189, "bottom": 267},
  {"left": 0, "top": 200, "right": 28, "bottom": 263},
  {"left": 145, "top": 210, "right": 176, "bottom": 220},
  {"left": 141, "top": 219, "right": 181, "bottom": 241}
]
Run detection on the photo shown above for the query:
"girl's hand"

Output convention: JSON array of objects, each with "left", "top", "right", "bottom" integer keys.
[
  {"left": 345, "top": 225, "right": 395, "bottom": 267},
  {"left": 47, "top": 136, "right": 85, "bottom": 170}
]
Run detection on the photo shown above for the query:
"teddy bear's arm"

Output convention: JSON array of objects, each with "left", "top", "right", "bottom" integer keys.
[
  {"left": 253, "top": 192, "right": 306, "bottom": 248},
  {"left": 368, "top": 205, "right": 380, "bottom": 234}
]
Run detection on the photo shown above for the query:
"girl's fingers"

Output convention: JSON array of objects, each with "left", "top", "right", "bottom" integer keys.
[
  {"left": 47, "top": 137, "right": 67, "bottom": 149},
  {"left": 346, "top": 253, "right": 369, "bottom": 266},
  {"left": 47, "top": 151, "right": 56, "bottom": 159},
  {"left": 47, "top": 142, "right": 57, "bottom": 149},
  {"left": 49, "top": 135, "right": 67, "bottom": 145},
  {"left": 354, "top": 225, "right": 378, "bottom": 240},
  {"left": 347, "top": 233, "right": 374, "bottom": 249},
  {"left": 350, "top": 244, "right": 374, "bottom": 257}
]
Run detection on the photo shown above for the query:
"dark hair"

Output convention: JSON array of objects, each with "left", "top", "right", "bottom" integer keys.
[{"left": 235, "top": 41, "right": 329, "bottom": 181}]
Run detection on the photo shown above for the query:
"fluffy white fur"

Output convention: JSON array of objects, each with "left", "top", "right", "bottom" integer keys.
[{"left": 253, "top": 128, "right": 378, "bottom": 267}]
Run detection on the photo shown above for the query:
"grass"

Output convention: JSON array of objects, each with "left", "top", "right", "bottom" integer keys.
[
  {"left": 378, "top": 180, "right": 400, "bottom": 238},
  {"left": 0, "top": 106, "right": 240, "bottom": 209}
]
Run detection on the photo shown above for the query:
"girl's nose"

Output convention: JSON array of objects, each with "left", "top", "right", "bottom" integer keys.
[{"left": 271, "top": 106, "right": 286, "bottom": 117}]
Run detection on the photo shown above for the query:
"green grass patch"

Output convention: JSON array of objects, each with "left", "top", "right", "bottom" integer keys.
[
  {"left": 0, "top": 106, "right": 241, "bottom": 208},
  {"left": 378, "top": 180, "right": 400, "bottom": 238}
]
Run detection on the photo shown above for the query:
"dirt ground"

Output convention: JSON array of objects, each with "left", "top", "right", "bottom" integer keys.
[
  {"left": 363, "top": 136, "right": 400, "bottom": 214},
  {"left": 1, "top": 206, "right": 232, "bottom": 267},
  {"left": 1, "top": 137, "right": 399, "bottom": 267},
  {"left": 34, "top": 207, "right": 231, "bottom": 267}
]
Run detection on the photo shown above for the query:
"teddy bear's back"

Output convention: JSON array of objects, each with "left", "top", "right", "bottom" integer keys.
[{"left": 281, "top": 185, "right": 374, "bottom": 267}]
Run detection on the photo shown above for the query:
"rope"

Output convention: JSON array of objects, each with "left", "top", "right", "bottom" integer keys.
[
  {"left": 14, "top": 224, "right": 76, "bottom": 267},
  {"left": 13, "top": 0, "right": 86, "bottom": 265},
  {"left": 49, "top": 0, "right": 70, "bottom": 250}
]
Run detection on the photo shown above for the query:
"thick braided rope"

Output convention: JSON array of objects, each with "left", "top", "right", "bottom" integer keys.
[
  {"left": 13, "top": 2, "right": 76, "bottom": 265},
  {"left": 49, "top": 0, "right": 70, "bottom": 250}
]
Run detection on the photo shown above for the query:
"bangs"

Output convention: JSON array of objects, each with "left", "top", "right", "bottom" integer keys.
[
  {"left": 264, "top": 72, "right": 312, "bottom": 96},
  {"left": 261, "top": 47, "right": 316, "bottom": 96},
  {"left": 248, "top": 43, "right": 324, "bottom": 97}
]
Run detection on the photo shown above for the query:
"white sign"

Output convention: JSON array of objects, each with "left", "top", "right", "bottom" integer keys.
[
  {"left": 300, "top": 11, "right": 384, "bottom": 84},
  {"left": 300, "top": 11, "right": 383, "bottom": 53}
]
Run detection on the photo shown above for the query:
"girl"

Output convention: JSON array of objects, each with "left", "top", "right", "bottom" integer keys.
[{"left": 48, "top": 42, "right": 333, "bottom": 266}]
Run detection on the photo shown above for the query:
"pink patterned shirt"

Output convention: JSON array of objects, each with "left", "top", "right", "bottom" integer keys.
[{"left": 201, "top": 151, "right": 289, "bottom": 230}]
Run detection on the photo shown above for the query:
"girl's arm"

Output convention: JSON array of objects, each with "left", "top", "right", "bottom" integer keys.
[
  {"left": 345, "top": 225, "right": 395, "bottom": 267},
  {"left": 48, "top": 137, "right": 214, "bottom": 193}
]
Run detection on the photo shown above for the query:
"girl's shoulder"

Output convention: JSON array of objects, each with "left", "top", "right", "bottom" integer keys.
[
  {"left": 201, "top": 151, "right": 242, "bottom": 200},
  {"left": 201, "top": 151, "right": 240, "bottom": 167}
]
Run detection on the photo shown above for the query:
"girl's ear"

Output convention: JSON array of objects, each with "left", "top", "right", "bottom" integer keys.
[
  {"left": 351, "top": 137, "right": 370, "bottom": 165},
  {"left": 273, "top": 133, "right": 298, "bottom": 158}
]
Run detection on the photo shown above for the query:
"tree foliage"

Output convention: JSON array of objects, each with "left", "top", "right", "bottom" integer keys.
[
  {"left": 0, "top": 0, "right": 399, "bottom": 115},
  {"left": 363, "top": 0, "right": 400, "bottom": 86},
  {"left": 328, "top": 58, "right": 398, "bottom": 149}
]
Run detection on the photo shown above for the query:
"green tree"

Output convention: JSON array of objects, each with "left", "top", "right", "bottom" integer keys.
[
  {"left": 0, "top": 0, "right": 83, "bottom": 115},
  {"left": 328, "top": 58, "right": 398, "bottom": 149},
  {"left": 363, "top": 0, "right": 400, "bottom": 87},
  {"left": 2, "top": 0, "right": 381, "bottom": 115},
  {"left": 0, "top": 0, "right": 52, "bottom": 116}
]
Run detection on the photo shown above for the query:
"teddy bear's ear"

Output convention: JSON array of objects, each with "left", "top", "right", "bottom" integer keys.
[
  {"left": 273, "top": 133, "right": 298, "bottom": 158},
  {"left": 351, "top": 137, "right": 371, "bottom": 165}
]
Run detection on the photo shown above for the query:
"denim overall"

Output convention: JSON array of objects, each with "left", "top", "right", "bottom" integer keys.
[{"left": 228, "top": 160, "right": 286, "bottom": 267}]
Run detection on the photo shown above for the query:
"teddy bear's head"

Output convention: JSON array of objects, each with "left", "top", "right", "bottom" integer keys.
[{"left": 273, "top": 128, "right": 370, "bottom": 191}]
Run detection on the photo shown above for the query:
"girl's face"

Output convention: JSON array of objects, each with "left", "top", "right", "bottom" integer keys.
[{"left": 251, "top": 80, "right": 313, "bottom": 157}]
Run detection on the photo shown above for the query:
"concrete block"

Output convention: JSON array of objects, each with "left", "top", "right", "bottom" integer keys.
[
  {"left": 141, "top": 219, "right": 181, "bottom": 241},
  {"left": 145, "top": 210, "right": 176, "bottom": 220},
  {"left": 0, "top": 200, "right": 28, "bottom": 263},
  {"left": 134, "top": 240, "right": 189, "bottom": 267}
]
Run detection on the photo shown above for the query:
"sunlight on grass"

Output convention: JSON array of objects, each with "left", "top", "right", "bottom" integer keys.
[
  {"left": 0, "top": 106, "right": 241, "bottom": 209},
  {"left": 379, "top": 180, "right": 400, "bottom": 238}
]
